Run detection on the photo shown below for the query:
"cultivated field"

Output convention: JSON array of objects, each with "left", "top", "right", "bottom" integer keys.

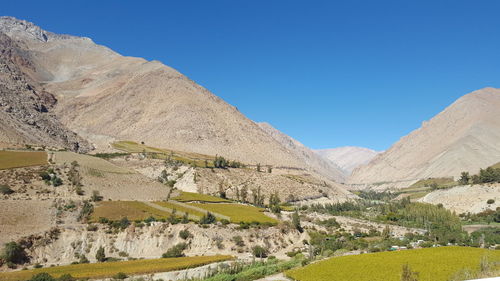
[
  {"left": 53, "top": 152, "right": 130, "bottom": 174},
  {"left": 189, "top": 203, "right": 278, "bottom": 224},
  {"left": 286, "top": 247, "right": 500, "bottom": 281},
  {"left": 90, "top": 201, "right": 171, "bottom": 221},
  {"left": 0, "top": 151, "right": 47, "bottom": 169},
  {"left": 154, "top": 201, "right": 205, "bottom": 218},
  {"left": 409, "top": 177, "right": 456, "bottom": 189},
  {"left": 172, "top": 191, "right": 231, "bottom": 203},
  {"left": 0, "top": 255, "right": 233, "bottom": 281}
]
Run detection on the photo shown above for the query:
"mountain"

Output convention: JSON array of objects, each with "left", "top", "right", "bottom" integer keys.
[
  {"left": 0, "top": 30, "right": 91, "bottom": 151},
  {"left": 257, "top": 122, "right": 346, "bottom": 182},
  {"left": 0, "top": 16, "right": 344, "bottom": 182},
  {"left": 314, "top": 147, "right": 380, "bottom": 175},
  {"left": 350, "top": 88, "right": 500, "bottom": 187}
]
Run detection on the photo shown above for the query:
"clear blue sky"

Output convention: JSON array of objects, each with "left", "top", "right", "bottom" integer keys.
[{"left": 4, "top": 1, "right": 500, "bottom": 151}]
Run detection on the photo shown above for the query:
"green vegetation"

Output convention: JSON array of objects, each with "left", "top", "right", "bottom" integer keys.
[
  {"left": 459, "top": 163, "right": 500, "bottom": 185},
  {"left": 172, "top": 191, "right": 231, "bottom": 203},
  {"left": 93, "top": 152, "right": 129, "bottom": 159},
  {"left": 0, "top": 255, "right": 233, "bottom": 281},
  {"left": 162, "top": 243, "right": 188, "bottom": 258},
  {"left": 0, "top": 184, "right": 14, "bottom": 195},
  {"left": 1, "top": 242, "right": 28, "bottom": 265},
  {"left": 188, "top": 203, "right": 278, "bottom": 225},
  {"left": 286, "top": 247, "right": 500, "bottom": 281},
  {"left": 90, "top": 201, "right": 171, "bottom": 222},
  {"left": 154, "top": 201, "right": 205, "bottom": 218},
  {"left": 0, "top": 151, "right": 47, "bottom": 170}
]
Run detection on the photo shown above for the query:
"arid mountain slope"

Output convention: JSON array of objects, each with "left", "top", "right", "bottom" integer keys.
[
  {"left": 258, "top": 122, "right": 346, "bottom": 182},
  {"left": 0, "top": 31, "right": 91, "bottom": 151},
  {"left": 314, "top": 146, "right": 380, "bottom": 175},
  {"left": 0, "top": 17, "right": 343, "bottom": 181},
  {"left": 350, "top": 88, "right": 500, "bottom": 186}
]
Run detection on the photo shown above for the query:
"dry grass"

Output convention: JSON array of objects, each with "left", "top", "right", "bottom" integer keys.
[
  {"left": 409, "top": 177, "right": 457, "bottom": 189},
  {"left": 90, "top": 201, "right": 171, "bottom": 221},
  {"left": 0, "top": 151, "right": 47, "bottom": 170},
  {"left": 53, "top": 152, "right": 130, "bottom": 174},
  {"left": 172, "top": 191, "right": 231, "bottom": 203},
  {"left": 0, "top": 255, "right": 233, "bottom": 281}
]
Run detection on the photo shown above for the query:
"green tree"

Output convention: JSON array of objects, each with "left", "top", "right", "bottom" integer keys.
[
  {"left": 252, "top": 245, "right": 268, "bottom": 258},
  {"left": 95, "top": 246, "right": 106, "bottom": 262},
  {"left": 28, "top": 273, "right": 55, "bottom": 281},
  {"left": 162, "top": 243, "right": 187, "bottom": 258},
  {"left": 269, "top": 192, "right": 281, "bottom": 214},
  {"left": 200, "top": 212, "right": 216, "bottom": 224},
  {"left": 1, "top": 242, "right": 27, "bottom": 264},
  {"left": 292, "top": 210, "right": 303, "bottom": 233},
  {"left": 458, "top": 172, "right": 470, "bottom": 185}
]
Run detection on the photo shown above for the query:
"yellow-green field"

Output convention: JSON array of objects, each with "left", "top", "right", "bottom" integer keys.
[
  {"left": 112, "top": 141, "right": 215, "bottom": 167},
  {"left": 491, "top": 162, "right": 500, "bottom": 169},
  {"left": 0, "top": 151, "right": 47, "bottom": 169},
  {"left": 91, "top": 201, "right": 171, "bottom": 221},
  {"left": 286, "top": 247, "right": 500, "bottom": 281},
  {"left": 188, "top": 203, "right": 278, "bottom": 225},
  {"left": 0, "top": 255, "right": 233, "bottom": 281},
  {"left": 154, "top": 201, "right": 205, "bottom": 218},
  {"left": 409, "top": 177, "right": 456, "bottom": 189},
  {"left": 172, "top": 191, "right": 231, "bottom": 203}
]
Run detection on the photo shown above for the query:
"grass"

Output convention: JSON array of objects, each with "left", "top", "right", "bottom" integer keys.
[
  {"left": 172, "top": 191, "right": 231, "bottom": 203},
  {"left": 409, "top": 177, "right": 457, "bottom": 189},
  {"left": 491, "top": 162, "right": 500, "bottom": 169},
  {"left": 53, "top": 152, "right": 130, "bottom": 174},
  {"left": 0, "top": 151, "right": 47, "bottom": 169},
  {"left": 90, "top": 201, "right": 171, "bottom": 221},
  {"left": 188, "top": 203, "right": 278, "bottom": 225},
  {"left": 0, "top": 255, "right": 233, "bottom": 281},
  {"left": 286, "top": 247, "right": 500, "bottom": 281}
]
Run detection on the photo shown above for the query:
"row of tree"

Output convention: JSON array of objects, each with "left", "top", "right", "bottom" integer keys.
[{"left": 459, "top": 166, "right": 500, "bottom": 185}]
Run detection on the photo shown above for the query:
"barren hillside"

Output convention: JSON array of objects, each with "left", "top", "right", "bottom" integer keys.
[
  {"left": 314, "top": 146, "right": 380, "bottom": 175},
  {"left": 0, "top": 17, "right": 343, "bottom": 182},
  {"left": 350, "top": 87, "right": 500, "bottom": 186}
]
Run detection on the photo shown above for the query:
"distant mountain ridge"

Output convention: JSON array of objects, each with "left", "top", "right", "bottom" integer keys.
[
  {"left": 314, "top": 146, "right": 380, "bottom": 175},
  {"left": 349, "top": 87, "right": 500, "bottom": 187},
  {"left": 0, "top": 16, "right": 345, "bottom": 183}
]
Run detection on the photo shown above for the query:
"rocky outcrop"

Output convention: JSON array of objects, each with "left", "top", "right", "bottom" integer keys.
[{"left": 0, "top": 31, "right": 92, "bottom": 152}]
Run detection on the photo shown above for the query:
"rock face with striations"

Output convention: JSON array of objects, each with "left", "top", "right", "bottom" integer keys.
[
  {"left": 349, "top": 88, "right": 500, "bottom": 187},
  {"left": 0, "top": 30, "right": 92, "bottom": 152}
]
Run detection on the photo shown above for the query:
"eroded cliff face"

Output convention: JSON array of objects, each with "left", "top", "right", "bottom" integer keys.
[{"left": 0, "top": 31, "right": 92, "bottom": 152}]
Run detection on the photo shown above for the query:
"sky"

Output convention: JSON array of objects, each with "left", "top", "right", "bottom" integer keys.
[{"left": 3, "top": 1, "right": 500, "bottom": 151}]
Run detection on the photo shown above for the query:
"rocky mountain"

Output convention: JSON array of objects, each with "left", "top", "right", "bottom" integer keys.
[
  {"left": 314, "top": 146, "right": 380, "bottom": 175},
  {"left": 258, "top": 122, "right": 346, "bottom": 182},
  {"left": 0, "top": 30, "right": 91, "bottom": 152},
  {"left": 0, "top": 17, "right": 344, "bottom": 182},
  {"left": 349, "top": 87, "right": 500, "bottom": 187}
]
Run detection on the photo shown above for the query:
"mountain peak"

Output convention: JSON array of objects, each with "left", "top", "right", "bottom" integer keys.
[{"left": 0, "top": 16, "right": 87, "bottom": 42}]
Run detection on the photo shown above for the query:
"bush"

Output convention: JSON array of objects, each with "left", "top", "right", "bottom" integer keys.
[
  {"left": 179, "top": 229, "right": 191, "bottom": 240},
  {"left": 34, "top": 263, "right": 43, "bottom": 268},
  {"left": 0, "top": 185, "right": 14, "bottom": 195},
  {"left": 113, "top": 272, "right": 128, "bottom": 280},
  {"left": 487, "top": 199, "right": 495, "bottom": 204},
  {"left": 57, "top": 274, "right": 75, "bottom": 281},
  {"left": 96, "top": 246, "right": 106, "bottom": 262},
  {"left": 199, "top": 212, "right": 216, "bottom": 224},
  {"left": 29, "top": 273, "right": 55, "bottom": 281},
  {"left": 162, "top": 243, "right": 187, "bottom": 258},
  {"left": 1, "top": 242, "right": 27, "bottom": 264},
  {"left": 252, "top": 245, "right": 268, "bottom": 258},
  {"left": 233, "top": 235, "right": 245, "bottom": 247}
]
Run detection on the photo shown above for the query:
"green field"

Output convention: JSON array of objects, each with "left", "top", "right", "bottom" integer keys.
[
  {"left": 91, "top": 201, "right": 171, "bottom": 221},
  {"left": 286, "top": 247, "right": 500, "bottom": 281},
  {"left": 172, "top": 191, "right": 231, "bottom": 203},
  {"left": 154, "top": 201, "right": 205, "bottom": 218},
  {"left": 0, "top": 255, "right": 233, "bottom": 281},
  {"left": 0, "top": 151, "right": 47, "bottom": 169},
  {"left": 189, "top": 203, "right": 278, "bottom": 225}
]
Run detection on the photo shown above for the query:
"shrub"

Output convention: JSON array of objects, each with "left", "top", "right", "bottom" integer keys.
[
  {"left": 233, "top": 235, "right": 245, "bottom": 247},
  {"left": 162, "top": 243, "right": 187, "bottom": 258},
  {"left": 1, "top": 242, "right": 27, "bottom": 264},
  {"left": 34, "top": 263, "right": 43, "bottom": 268},
  {"left": 57, "top": 274, "right": 75, "bottom": 281},
  {"left": 0, "top": 185, "right": 14, "bottom": 195},
  {"left": 79, "top": 255, "right": 89, "bottom": 264},
  {"left": 252, "top": 245, "right": 268, "bottom": 258},
  {"left": 28, "top": 273, "right": 55, "bottom": 281},
  {"left": 113, "top": 272, "right": 128, "bottom": 280},
  {"left": 487, "top": 199, "right": 495, "bottom": 204},
  {"left": 96, "top": 246, "right": 106, "bottom": 262},
  {"left": 179, "top": 229, "right": 191, "bottom": 240},
  {"left": 199, "top": 212, "right": 216, "bottom": 224},
  {"left": 91, "top": 190, "right": 103, "bottom": 202}
]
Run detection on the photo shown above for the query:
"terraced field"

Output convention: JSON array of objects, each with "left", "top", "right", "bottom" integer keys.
[
  {"left": 0, "top": 151, "right": 47, "bottom": 169},
  {"left": 90, "top": 201, "right": 171, "bottom": 221},
  {"left": 189, "top": 203, "right": 278, "bottom": 225},
  {"left": 286, "top": 247, "right": 500, "bottom": 281},
  {"left": 0, "top": 255, "right": 233, "bottom": 281},
  {"left": 53, "top": 152, "right": 131, "bottom": 174},
  {"left": 409, "top": 177, "right": 457, "bottom": 189},
  {"left": 172, "top": 191, "right": 231, "bottom": 203},
  {"left": 154, "top": 201, "right": 205, "bottom": 218}
]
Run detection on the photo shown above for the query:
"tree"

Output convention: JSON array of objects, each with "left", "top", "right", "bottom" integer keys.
[
  {"left": 1, "top": 242, "right": 27, "bottom": 264},
  {"left": 269, "top": 192, "right": 281, "bottom": 214},
  {"left": 91, "top": 190, "right": 102, "bottom": 202},
  {"left": 292, "top": 210, "right": 303, "bottom": 232},
  {"left": 95, "top": 246, "right": 106, "bottom": 262},
  {"left": 240, "top": 186, "right": 248, "bottom": 203},
  {"left": 401, "top": 264, "right": 419, "bottom": 281},
  {"left": 218, "top": 181, "right": 226, "bottom": 199},
  {"left": 458, "top": 172, "right": 470, "bottom": 185},
  {"left": 28, "top": 273, "right": 55, "bottom": 281},
  {"left": 256, "top": 163, "right": 261, "bottom": 172},
  {"left": 200, "top": 212, "right": 216, "bottom": 224},
  {"left": 267, "top": 166, "right": 272, "bottom": 173},
  {"left": 162, "top": 243, "right": 187, "bottom": 258},
  {"left": 0, "top": 185, "right": 14, "bottom": 195},
  {"left": 252, "top": 245, "right": 268, "bottom": 258}
]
